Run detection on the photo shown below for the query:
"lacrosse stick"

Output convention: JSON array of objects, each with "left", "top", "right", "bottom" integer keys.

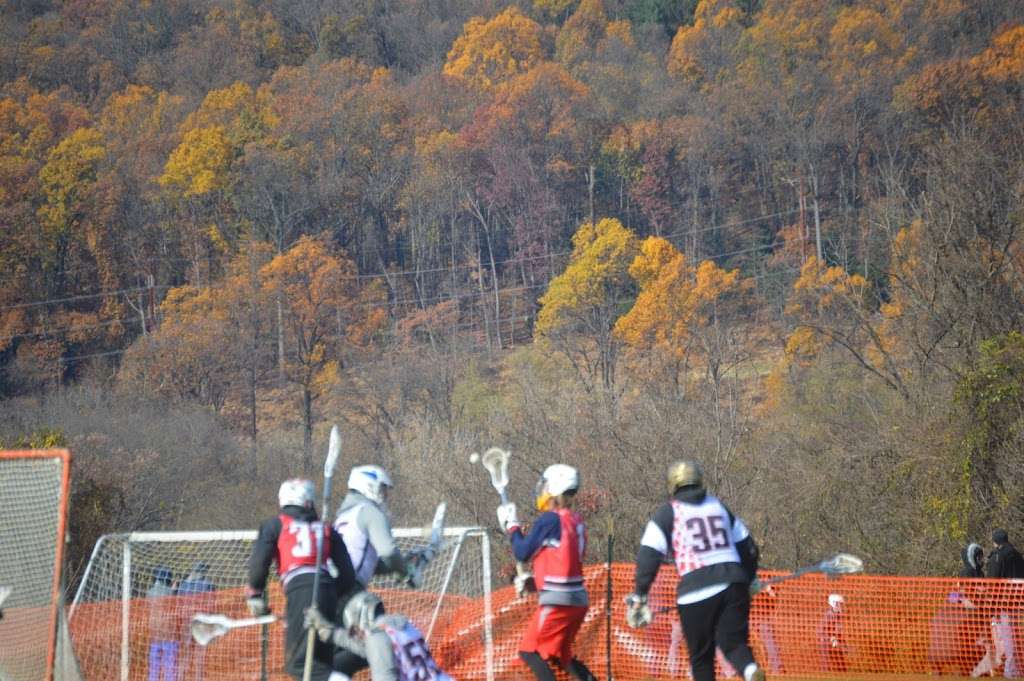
[
  {"left": 302, "top": 425, "right": 342, "bottom": 681},
  {"left": 191, "top": 613, "right": 277, "bottom": 646},
  {"left": 651, "top": 552, "right": 860, "bottom": 614},
  {"left": 758, "top": 553, "right": 864, "bottom": 589},
  {"left": 653, "top": 553, "right": 864, "bottom": 615},
  {"left": 478, "top": 447, "right": 534, "bottom": 592},
  {"left": 0, "top": 586, "right": 10, "bottom": 608},
  {"left": 406, "top": 501, "right": 447, "bottom": 587}
]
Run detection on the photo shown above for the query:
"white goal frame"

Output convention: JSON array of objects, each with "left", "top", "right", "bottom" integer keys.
[{"left": 69, "top": 526, "right": 495, "bottom": 681}]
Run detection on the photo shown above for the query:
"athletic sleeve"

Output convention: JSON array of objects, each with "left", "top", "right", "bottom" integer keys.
[
  {"left": 329, "top": 527, "right": 357, "bottom": 592},
  {"left": 634, "top": 503, "right": 673, "bottom": 596},
  {"left": 722, "top": 504, "right": 758, "bottom": 581},
  {"left": 248, "top": 516, "right": 281, "bottom": 594},
  {"left": 361, "top": 504, "right": 408, "bottom": 577},
  {"left": 509, "top": 511, "right": 560, "bottom": 562}
]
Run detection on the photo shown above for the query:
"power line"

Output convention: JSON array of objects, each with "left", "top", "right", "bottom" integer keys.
[{"left": 0, "top": 285, "right": 171, "bottom": 313}]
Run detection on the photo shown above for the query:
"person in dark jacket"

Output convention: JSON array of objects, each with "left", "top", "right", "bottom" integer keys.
[
  {"left": 961, "top": 543, "right": 985, "bottom": 579},
  {"left": 987, "top": 529, "right": 1024, "bottom": 677},
  {"left": 987, "top": 529, "right": 1024, "bottom": 579}
]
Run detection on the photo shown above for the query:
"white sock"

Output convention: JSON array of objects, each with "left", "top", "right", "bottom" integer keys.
[
  {"left": 328, "top": 673, "right": 351, "bottom": 681},
  {"left": 743, "top": 663, "right": 761, "bottom": 681}
]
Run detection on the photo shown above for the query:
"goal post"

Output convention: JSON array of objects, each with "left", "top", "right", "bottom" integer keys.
[
  {"left": 69, "top": 526, "right": 494, "bottom": 681},
  {"left": 0, "top": 449, "right": 72, "bottom": 681}
]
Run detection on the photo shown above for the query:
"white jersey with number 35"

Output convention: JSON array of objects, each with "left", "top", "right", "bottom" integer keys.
[
  {"left": 380, "top": 616, "right": 453, "bottom": 681},
  {"left": 669, "top": 495, "right": 748, "bottom": 577}
]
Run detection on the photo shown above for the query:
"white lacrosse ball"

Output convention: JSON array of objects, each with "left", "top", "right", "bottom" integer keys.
[{"left": 469, "top": 452, "right": 480, "bottom": 464}]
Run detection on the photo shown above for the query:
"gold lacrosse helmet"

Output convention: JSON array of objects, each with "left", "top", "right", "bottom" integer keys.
[{"left": 667, "top": 460, "right": 704, "bottom": 495}]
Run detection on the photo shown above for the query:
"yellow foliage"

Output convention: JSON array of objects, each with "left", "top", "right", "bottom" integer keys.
[
  {"left": 37, "top": 127, "right": 106, "bottom": 235},
  {"left": 555, "top": 0, "right": 607, "bottom": 67},
  {"left": 536, "top": 218, "right": 639, "bottom": 337},
  {"left": 444, "top": 7, "right": 546, "bottom": 91},
  {"left": 667, "top": 0, "right": 744, "bottom": 83},
  {"left": 615, "top": 237, "right": 747, "bottom": 359},
  {"left": 973, "top": 25, "right": 1024, "bottom": 84},
  {"left": 159, "top": 126, "right": 234, "bottom": 197},
  {"left": 783, "top": 325, "right": 823, "bottom": 366}
]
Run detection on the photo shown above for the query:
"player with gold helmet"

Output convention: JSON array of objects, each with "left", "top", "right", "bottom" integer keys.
[{"left": 625, "top": 461, "right": 765, "bottom": 681}]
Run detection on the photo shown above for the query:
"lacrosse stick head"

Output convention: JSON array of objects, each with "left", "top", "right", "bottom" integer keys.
[
  {"left": 190, "top": 614, "right": 230, "bottom": 646},
  {"left": 0, "top": 586, "right": 10, "bottom": 609},
  {"left": 480, "top": 447, "right": 510, "bottom": 492},
  {"left": 823, "top": 553, "right": 864, "bottom": 577}
]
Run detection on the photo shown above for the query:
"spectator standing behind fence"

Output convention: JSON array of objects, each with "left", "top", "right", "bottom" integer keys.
[
  {"left": 752, "top": 584, "right": 783, "bottom": 674},
  {"left": 146, "top": 566, "right": 178, "bottom": 681},
  {"left": 987, "top": 529, "right": 1024, "bottom": 678},
  {"left": 177, "top": 562, "right": 216, "bottom": 680},
  {"left": 928, "top": 591, "right": 978, "bottom": 675},
  {"left": 818, "top": 593, "right": 847, "bottom": 673}
]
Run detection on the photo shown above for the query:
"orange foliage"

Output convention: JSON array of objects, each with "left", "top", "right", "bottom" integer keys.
[
  {"left": 616, "top": 237, "right": 748, "bottom": 361},
  {"left": 444, "top": 7, "right": 547, "bottom": 91}
]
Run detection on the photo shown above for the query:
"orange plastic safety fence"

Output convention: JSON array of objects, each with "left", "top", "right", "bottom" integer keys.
[{"left": 67, "top": 563, "right": 1024, "bottom": 679}]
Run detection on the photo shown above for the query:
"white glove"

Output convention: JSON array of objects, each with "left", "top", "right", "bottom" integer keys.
[
  {"left": 304, "top": 606, "right": 335, "bottom": 643},
  {"left": 246, "top": 594, "right": 269, "bottom": 617},
  {"left": 514, "top": 567, "right": 536, "bottom": 597},
  {"left": 496, "top": 502, "right": 519, "bottom": 532},
  {"left": 625, "top": 593, "right": 653, "bottom": 628}
]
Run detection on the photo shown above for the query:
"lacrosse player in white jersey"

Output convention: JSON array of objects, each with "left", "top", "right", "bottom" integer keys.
[
  {"left": 625, "top": 461, "right": 765, "bottom": 681},
  {"left": 317, "top": 464, "right": 448, "bottom": 681}
]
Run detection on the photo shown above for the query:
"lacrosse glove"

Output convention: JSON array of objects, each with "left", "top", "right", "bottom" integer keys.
[
  {"left": 304, "top": 606, "right": 336, "bottom": 643},
  {"left": 514, "top": 566, "right": 536, "bottom": 597},
  {"left": 496, "top": 502, "right": 520, "bottom": 532},
  {"left": 405, "top": 562, "right": 425, "bottom": 589},
  {"left": 243, "top": 593, "right": 268, "bottom": 618},
  {"left": 625, "top": 593, "right": 653, "bottom": 628}
]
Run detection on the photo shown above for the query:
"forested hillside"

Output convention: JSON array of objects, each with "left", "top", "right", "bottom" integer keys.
[{"left": 1, "top": 0, "right": 1022, "bottom": 580}]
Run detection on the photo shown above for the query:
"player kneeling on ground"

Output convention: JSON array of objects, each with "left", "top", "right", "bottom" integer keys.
[
  {"left": 496, "top": 464, "right": 599, "bottom": 681},
  {"left": 307, "top": 591, "right": 452, "bottom": 681},
  {"left": 625, "top": 461, "right": 765, "bottom": 681},
  {"left": 246, "top": 478, "right": 356, "bottom": 681}
]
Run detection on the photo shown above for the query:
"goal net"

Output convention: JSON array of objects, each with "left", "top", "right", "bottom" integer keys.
[
  {"left": 0, "top": 449, "right": 74, "bottom": 681},
  {"left": 68, "top": 527, "right": 494, "bottom": 681}
]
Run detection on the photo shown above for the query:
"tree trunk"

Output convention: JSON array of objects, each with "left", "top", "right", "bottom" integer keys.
[{"left": 302, "top": 386, "right": 313, "bottom": 475}]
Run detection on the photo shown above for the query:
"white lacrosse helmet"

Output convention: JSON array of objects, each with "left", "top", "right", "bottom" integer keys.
[
  {"left": 348, "top": 465, "right": 393, "bottom": 505},
  {"left": 828, "top": 593, "right": 845, "bottom": 609},
  {"left": 535, "top": 464, "right": 579, "bottom": 510},
  {"left": 279, "top": 478, "right": 315, "bottom": 508},
  {"left": 342, "top": 589, "right": 384, "bottom": 634}
]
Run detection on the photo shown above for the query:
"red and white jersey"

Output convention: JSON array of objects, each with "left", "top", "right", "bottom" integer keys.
[
  {"left": 276, "top": 514, "right": 331, "bottom": 586},
  {"left": 668, "top": 496, "right": 747, "bottom": 578},
  {"left": 381, "top": 616, "right": 453, "bottom": 681},
  {"left": 533, "top": 509, "right": 587, "bottom": 595}
]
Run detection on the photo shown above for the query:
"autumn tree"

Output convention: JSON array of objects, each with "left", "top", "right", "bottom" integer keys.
[
  {"left": 260, "top": 236, "right": 385, "bottom": 471},
  {"left": 537, "top": 218, "right": 639, "bottom": 394},
  {"left": 443, "top": 7, "right": 547, "bottom": 92},
  {"left": 616, "top": 237, "right": 751, "bottom": 390}
]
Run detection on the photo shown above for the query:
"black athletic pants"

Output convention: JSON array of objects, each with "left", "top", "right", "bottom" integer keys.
[
  {"left": 678, "top": 582, "right": 756, "bottom": 681},
  {"left": 284, "top": 575, "right": 339, "bottom": 681}
]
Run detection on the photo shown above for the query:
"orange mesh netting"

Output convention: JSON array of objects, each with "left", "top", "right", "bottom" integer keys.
[{"left": 68, "top": 563, "right": 1024, "bottom": 679}]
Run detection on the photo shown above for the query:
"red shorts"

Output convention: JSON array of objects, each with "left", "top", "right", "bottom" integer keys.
[{"left": 519, "top": 604, "right": 588, "bottom": 667}]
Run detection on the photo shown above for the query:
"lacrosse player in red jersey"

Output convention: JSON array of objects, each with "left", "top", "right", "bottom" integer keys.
[
  {"left": 496, "top": 464, "right": 600, "bottom": 681},
  {"left": 624, "top": 461, "right": 765, "bottom": 681},
  {"left": 246, "top": 478, "right": 356, "bottom": 681}
]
